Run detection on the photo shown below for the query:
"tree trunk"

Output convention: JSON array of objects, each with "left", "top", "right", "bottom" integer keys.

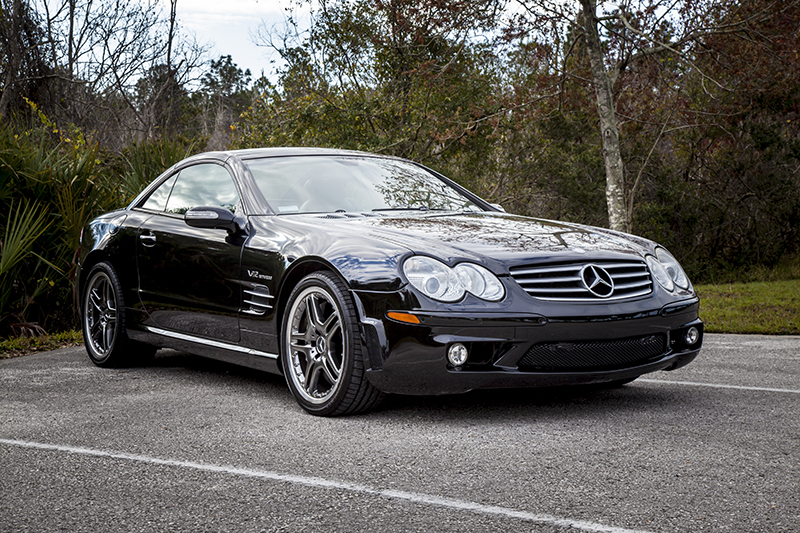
[
  {"left": 0, "top": 0, "right": 22, "bottom": 118},
  {"left": 579, "top": 0, "right": 628, "bottom": 232},
  {"left": 167, "top": 0, "right": 177, "bottom": 71},
  {"left": 68, "top": 0, "right": 75, "bottom": 79}
]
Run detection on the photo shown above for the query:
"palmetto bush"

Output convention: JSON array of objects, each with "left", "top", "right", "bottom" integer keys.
[
  {"left": 0, "top": 114, "right": 201, "bottom": 338},
  {"left": 0, "top": 120, "right": 111, "bottom": 335},
  {"left": 0, "top": 200, "right": 51, "bottom": 334}
]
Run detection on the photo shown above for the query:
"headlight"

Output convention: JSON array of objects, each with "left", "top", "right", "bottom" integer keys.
[
  {"left": 646, "top": 247, "right": 691, "bottom": 292},
  {"left": 453, "top": 263, "right": 505, "bottom": 301},
  {"left": 402, "top": 257, "right": 505, "bottom": 302},
  {"left": 656, "top": 248, "right": 690, "bottom": 290},
  {"left": 403, "top": 256, "right": 464, "bottom": 302},
  {"left": 646, "top": 256, "right": 673, "bottom": 292}
]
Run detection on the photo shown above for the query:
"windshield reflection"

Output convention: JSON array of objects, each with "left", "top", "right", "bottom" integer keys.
[{"left": 245, "top": 156, "right": 481, "bottom": 214}]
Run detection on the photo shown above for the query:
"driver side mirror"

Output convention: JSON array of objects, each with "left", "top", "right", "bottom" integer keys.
[{"left": 185, "top": 206, "right": 245, "bottom": 234}]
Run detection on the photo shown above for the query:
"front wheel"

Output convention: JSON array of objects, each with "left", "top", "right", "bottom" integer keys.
[
  {"left": 282, "top": 271, "right": 384, "bottom": 416},
  {"left": 82, "top": 262, "right": 154, "bottom": 367}
]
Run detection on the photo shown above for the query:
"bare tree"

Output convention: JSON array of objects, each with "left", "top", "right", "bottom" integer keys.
[
  {"left": 21, "top": 0, "right": 205, "bottom": 145},
  {"left": 578, "top": 0, "right": 626, "bottom": 231},
  {"left": 166, "top": 0, "right": 177, "bottom": 71}
]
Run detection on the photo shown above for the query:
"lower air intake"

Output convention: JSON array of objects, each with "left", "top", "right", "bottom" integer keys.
[{"left": 518, "top": 334, "right": 667, "bottom": 371}]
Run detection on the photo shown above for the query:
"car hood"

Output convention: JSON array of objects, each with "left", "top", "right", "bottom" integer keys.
[{"left": 308, "top": 212, "right": 652, "bottom": 269}]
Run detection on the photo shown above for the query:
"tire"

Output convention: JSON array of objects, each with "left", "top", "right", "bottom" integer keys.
[
  {"left": 82, "top": 262, "right": 155, "bottom": 367},
  {"left": 282, "top": 271, "right": 384, "bottom": 416}
]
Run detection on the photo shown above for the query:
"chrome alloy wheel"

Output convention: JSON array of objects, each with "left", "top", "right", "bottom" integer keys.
[
  {"left": 84, "top": 271, "right": 118, "bottom": 358},
  {"left": 285, "top": 286, "right": 345, "bottom": 405}
]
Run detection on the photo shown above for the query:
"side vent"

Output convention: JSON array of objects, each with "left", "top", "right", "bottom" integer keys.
[
  {"left": 361, "top": 321, "right": 384, "bottom": 370},
  {"left": 243, "top": 284, "right": 274, "bottom": 316}
]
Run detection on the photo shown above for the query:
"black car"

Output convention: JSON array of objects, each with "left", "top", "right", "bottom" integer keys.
[{"left": 77, "top": 147, "right": 702, "bottom": 415}]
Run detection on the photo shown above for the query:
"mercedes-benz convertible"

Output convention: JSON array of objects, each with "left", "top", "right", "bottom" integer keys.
[{"left": 77, "top": 148, "right": 703, "bottom": 415}]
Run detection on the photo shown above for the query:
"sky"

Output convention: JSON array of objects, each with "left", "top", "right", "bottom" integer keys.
[{"left": 175, "top": 0, "right": 302, "bottom": 80}]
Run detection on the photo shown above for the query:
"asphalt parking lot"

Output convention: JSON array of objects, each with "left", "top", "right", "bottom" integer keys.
[{"left": 1, "top": 333, "right": 798, "bottom": 532}]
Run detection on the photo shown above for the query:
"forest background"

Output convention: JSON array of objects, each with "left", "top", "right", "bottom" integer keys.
[{"left": 1, "top": 0, "right": 798, "bottom": 338}]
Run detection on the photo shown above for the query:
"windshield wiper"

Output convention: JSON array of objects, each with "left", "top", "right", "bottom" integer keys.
[{"left": 372, "top": 206, "right": 446, "bottom": 212}]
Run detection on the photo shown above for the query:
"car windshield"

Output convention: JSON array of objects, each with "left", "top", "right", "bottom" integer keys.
[{"left": 245, "top": 155, "right": 482, "bottom": 215}]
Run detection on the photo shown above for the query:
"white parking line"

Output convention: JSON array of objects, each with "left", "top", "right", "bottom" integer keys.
[
  {"left": 0, "top": 438, "right": 654, "bottom": 533},
  {"left": 638, "top": 379, "right": 800, "bottom": 394}
]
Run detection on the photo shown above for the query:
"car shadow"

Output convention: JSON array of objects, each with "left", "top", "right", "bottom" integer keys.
[
  {"left": 145, "top": 349, "right": 287, "bottom": 387},
  {"left": 376, "top": 381, "right": 696, "bottom": 423},
  {"left": 140, "top": 349, "right": 691, "bottom": 421}
]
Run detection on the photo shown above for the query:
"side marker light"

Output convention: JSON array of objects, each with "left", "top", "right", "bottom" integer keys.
[{"left": 387, "top": 312, "right": 421, "bottom": 324}]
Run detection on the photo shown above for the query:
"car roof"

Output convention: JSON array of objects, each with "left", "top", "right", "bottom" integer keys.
[{"left": 182, "top": 147, "right": 391, "bottom": 163}]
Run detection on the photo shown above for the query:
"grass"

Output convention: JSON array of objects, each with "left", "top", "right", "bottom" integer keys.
[
  {"left": 696, "top": 279, "right": 800, "bottom": 335},
  {"left": 0, "top": 330, "right": 83, "bottom": 359}
]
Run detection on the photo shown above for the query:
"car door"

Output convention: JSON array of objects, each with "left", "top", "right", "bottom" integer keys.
[{"left": 136, "top": 162, "right": 244, "bottom": 343}]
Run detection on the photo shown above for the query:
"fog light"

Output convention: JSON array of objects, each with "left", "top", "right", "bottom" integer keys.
[
  {"left": 684, "top": 327, "right": 699, "bottom": 345},
  {"left": 448, "top": 343, "right": 469, "bottom": 366}
]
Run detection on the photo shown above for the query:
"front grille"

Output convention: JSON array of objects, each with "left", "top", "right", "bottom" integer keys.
[
  {"left": 509, "top": 260, "right": 652, "bottom": 301},
  {"left": 517, "top": 334, "right": 667, "bottom": 371}
]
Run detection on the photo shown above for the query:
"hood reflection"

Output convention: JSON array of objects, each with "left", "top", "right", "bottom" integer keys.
[{"left": 353, "top": 213, "right": 638, "bottom": 256}]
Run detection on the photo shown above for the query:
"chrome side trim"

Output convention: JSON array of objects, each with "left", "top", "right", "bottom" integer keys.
[
  {"left": 243, "top": 285, "right": 274, "bottom": 313},
  {"left": 143, "top": 326, "right": 278, "bottom": 360},
  {"left": 243, "top": 299, "right": 273, "bottom": 308},
  {"left": 243, "top": 289, "right": 274, "bottom": 299},
  {"left": 242, "top": 306, "right": 268, "bottom": 316}
]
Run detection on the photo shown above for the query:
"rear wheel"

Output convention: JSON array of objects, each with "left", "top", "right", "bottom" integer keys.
[
  {"left": 282, "top": 271, "right": 384, "bottom": 416},
  {"left": 82, "top": 262, "right": 155, "bottom": 367}
]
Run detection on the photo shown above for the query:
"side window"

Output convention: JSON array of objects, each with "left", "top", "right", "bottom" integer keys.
[
  {"left": 141, "top": 174, "right": 177, "bottom": 212},
  {"left": 165, "top": 163, "right": 240, "bottom": 215}
]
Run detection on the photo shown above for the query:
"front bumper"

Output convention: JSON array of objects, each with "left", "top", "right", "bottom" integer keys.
[{"left": 354, "top": 292, "right": 703, "bottom": 395}]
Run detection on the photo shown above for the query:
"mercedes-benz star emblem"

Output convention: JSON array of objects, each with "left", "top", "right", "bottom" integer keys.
[{"left": 580, "top": 264, "right": 614, "bottom": 298}]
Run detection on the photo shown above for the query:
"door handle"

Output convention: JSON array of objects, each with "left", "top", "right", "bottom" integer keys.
[{"left": 139, "top": 232, "right": 156, "bottom": 247}]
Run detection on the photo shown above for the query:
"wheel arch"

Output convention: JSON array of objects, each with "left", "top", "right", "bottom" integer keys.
[
  {"left": 77, "top": 249, "right": 111, "bottom": 315},
  {"left": 274, "top": 258, "right": 353, "bottom": 366},
  {"left": 275, "top": 257, "right": 385, "bottom": 415}
]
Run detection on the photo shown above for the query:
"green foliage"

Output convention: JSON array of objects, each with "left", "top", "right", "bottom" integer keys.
[
  {"left": 0, "top": 201, "right": 51, "bottom": 321},
  {"left": 233, "top": 0, "right": 503, "bottom": 165},
  {"left": 2, "top": 0, "right": 799, "bottom": 337},
  {"left": 231, "top": 0, "right": 800, "bottom": 285},
  {"left": 0, "top": 201, "right": 50, "bottom": 273},
  {"left": 0, "top": 113, "right": 122, "bottom": 336},
  {"left": 619, "top": 0, "right": 800, "bottom": 281},
  {"left": 0, "top": 329, "right": 83, "bottom": 359},
  {"left": 119, "top": 137, "right": 199, "bottom": 202},
  {"left": 200, "top": 55, "right": 253, "bottom": 100},
  {"left": 0, "top": 100, "right": 209, "bottom": 338},
  {"left": 188, "top": 55, "right": 257, "bottom": 149}
]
